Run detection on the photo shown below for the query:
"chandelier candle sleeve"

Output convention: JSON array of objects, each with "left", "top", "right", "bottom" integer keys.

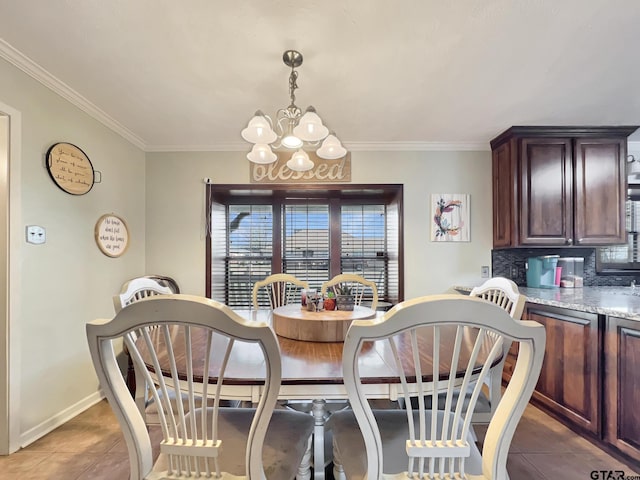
[{"left": 241, "top": 50, "right": 347, "bottom": 172}]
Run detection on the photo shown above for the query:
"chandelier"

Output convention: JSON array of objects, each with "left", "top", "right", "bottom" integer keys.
[{"left": 241, "top": 50, "right": 347, "bottom": 172}]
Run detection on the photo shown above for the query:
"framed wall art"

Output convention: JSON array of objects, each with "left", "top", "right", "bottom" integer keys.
[
  {"left": 430, "top": 193, "right": 470, "bottom": 242},
  {"left": 95, "top": 214, "right": 129, "bottom": 257}
]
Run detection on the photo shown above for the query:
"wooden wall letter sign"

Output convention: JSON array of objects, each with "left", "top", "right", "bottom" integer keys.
[{"left": 250, "top": 152, "right": 351, "bottom": 184}]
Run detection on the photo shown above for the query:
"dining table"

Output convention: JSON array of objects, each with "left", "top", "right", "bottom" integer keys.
[{"left": 134, "top": 307, "right": 498, "bottom": 480}]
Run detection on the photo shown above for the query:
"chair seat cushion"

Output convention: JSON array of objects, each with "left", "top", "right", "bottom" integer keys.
[
  {"left": 327, "top": 409, "right": 482, "bottom": 479},
  {"left": 155, "top": 407, "right": 314, "bottom": 480}
]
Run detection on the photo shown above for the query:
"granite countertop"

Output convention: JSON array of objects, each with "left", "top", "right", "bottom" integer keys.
[{"left": 454, "top": 285, "right": 640, "bottom": 321}]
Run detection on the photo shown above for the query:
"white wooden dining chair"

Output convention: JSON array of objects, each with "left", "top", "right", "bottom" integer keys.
[
  {"left": 327, "top": 294, "right": 545, "bottom": 480},
  {"left": 113, "top": 276, "right": 180, "bottom": 424},
  {"left": 252, "top": 273, "right": 309, "bottom": 309},
  {"left": 469, "top": 277, "right": 526, "bottom": 424},
  {"left": 142, "top": 274, "right": 180, "bottom": 293},
  {"left": 113, "top": 277, "right": 174, "bottom": 313},
  {"left": 320, "top": 273, "right": 379, "bottom": 310},
  {"left": 88, "top": 294, "right": 314, "bottom": 480}
]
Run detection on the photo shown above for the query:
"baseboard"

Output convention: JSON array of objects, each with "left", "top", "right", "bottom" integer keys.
[{"left": 19, "top": 390, "right": 105, "bottom": 449}]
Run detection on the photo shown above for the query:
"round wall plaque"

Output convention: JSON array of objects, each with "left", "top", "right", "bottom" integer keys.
[
  {"left": 95, "top": 214, "right": 129, "bottom": 257},
  {"left": 46, "top": 142, "right": 95, "bottom": 195}
]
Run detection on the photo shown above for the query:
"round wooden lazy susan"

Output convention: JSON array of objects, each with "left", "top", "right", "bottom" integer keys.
[{"left": 272, "top": 304, "right": 377, "bottom": 342}]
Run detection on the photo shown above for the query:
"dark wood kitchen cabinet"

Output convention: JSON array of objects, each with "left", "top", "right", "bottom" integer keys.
[
  {"left": 502, "top": 303, "right": 640, "bottom": 468},
  {"left": 524, "top": 304, "right": 601, "bottom": 435},
  {"left": 491, "top": 126, "right": 637, "bottom": 248},
  {"left": 604, "top": 316, "right": 640, "bottom": 462}
]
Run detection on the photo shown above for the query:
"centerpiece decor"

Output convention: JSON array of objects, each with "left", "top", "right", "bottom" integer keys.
[{"left": 335, "top": 285, "right": 355, "bottom": 311}]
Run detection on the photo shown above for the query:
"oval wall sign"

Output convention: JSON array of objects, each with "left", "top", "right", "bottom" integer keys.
[{"left": 46, "top": 142, "right": 95, "bottom": 195}]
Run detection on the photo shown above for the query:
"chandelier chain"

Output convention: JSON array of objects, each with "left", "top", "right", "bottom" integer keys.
[{"left": 288, "top": 67, "right": 299, "bottom": 111}]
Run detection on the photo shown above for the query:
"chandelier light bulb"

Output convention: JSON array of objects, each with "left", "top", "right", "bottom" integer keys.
[
  {"left": 246, "top": 144, "right": 277, "bottom": 164},
  {"left": 286, "top": 149, "right": 314, "bottom": 172}
]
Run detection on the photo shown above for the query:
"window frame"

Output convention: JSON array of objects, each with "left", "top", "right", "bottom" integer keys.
[{"left": 205, "top": 183, "right": 404, "bottom": 305}]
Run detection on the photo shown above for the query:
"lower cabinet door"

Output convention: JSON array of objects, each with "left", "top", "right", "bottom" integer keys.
[
  {"left": 526, "top": 305, "right": 601, "bottom": 435},
  {"left": 604, "top": 316, "right": 640, "bottom": 461}
]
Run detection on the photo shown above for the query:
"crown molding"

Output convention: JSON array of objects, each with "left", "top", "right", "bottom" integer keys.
[
  {"left": 0, "top": 39, "right": 146, "bottom": 150},
  {"left": 146, "top": 140, "right": 490, "bottom": 153},
  {"left": 145, "top": 143, "right": 248, "bottom": 153},
  {"left": 344, "top": 141, "right": 490, "bottom": 152}
]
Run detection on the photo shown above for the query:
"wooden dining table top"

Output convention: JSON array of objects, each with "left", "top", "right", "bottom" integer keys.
[{"left": 136, "top": 308, "right": 499, "bottom": 387}]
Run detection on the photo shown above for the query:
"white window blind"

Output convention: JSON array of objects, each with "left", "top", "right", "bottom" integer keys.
[
  {"left": 212, "top": 205, "right": 272, "bottom": 307},
  {"left": 209, "top": 187, "right": 402, "bottom": 308},
  {"left": 341, "top": 205, "right": 389, "bottom": 302},
  {"left": 283, "top": 204, "right": 330, "bottom": 291}
]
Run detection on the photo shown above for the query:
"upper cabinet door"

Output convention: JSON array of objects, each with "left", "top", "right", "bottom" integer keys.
[
  {"left": 490, "top": 126, "right": 637, "bottom": 248},
  {"left": 573, "top": 138, "right": 626, "bottom": 245},
  {"left": 492, "top": 142, "right": 515, "bottom": 247},
  {"left": 519, "top": 138, "right": 573, "bottom": 245}
]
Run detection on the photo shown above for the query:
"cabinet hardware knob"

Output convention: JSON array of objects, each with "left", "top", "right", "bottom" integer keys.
[{"left": 567, "top": 238, "right": 573, "bottom": 244}]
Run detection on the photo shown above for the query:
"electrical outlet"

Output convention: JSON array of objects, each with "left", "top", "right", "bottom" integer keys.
[
  {"left": 510, "top": 265, "right": 518, "bottom": 278},
  {"left": 481, "top": 266, "right": 490, "bottom": 278}
]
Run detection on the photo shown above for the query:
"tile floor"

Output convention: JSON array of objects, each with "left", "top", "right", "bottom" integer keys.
[{"left": 0, "top": 400, "right": 637, "bottom": 480}]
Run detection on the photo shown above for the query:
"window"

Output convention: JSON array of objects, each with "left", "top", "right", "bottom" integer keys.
[
  {"left": 207, "top": 185, "right": 403, "bottom": 308},
  {"left": 597, "top": 190, "right": 640, "bottom": 272},
  {"left": 283, "top": 204, "right": 330, "bottom": 288},
  {"left": 341, "top": 205, "right": 392, "bottom": 299}
]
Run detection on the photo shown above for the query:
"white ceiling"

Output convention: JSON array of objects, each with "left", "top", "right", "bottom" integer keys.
[{"left": 1, "top": 0, "right": 640, "bottom": 151}]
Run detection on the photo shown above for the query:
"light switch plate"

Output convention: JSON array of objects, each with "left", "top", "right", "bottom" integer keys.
[
  {"left": 26, "top": 225, "right": 46, "bottom": 244},
  {"left": 481, "top": 266, "right": 490, "bottom": 278}
]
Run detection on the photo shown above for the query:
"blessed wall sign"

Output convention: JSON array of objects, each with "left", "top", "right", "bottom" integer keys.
[{"left": 250, "top": 152, "right": 351, "bottom": 183}]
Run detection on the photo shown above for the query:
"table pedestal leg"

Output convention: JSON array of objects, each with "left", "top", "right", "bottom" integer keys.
[{"left": 312, "top": 399, "right": 327, "bottom": 480}]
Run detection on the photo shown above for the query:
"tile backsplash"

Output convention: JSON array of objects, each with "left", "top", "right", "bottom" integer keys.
[{"left": 491, "top": 248, "right": 639, "bottom": 287}]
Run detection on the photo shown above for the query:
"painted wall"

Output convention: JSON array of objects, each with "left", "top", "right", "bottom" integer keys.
[
  {"left": 0, "top": 57, "right": 146, "bottom": 446},
  {"left": 145, "top": 150, "right": 493, "bottom": 299}
]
